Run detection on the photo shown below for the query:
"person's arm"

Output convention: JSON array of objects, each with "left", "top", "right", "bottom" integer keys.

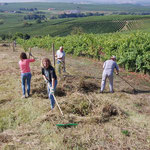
[
  {"left": 57, "top": 56, "right": 63, "bottom": 60},
  {"left": 30, "top": 52, "right": 36, "bottom": 59},
  {"left": 103, "top": 61, "right": 106, "bottom": 69},
  {"left": 115, "top": 63, "right": 119, "bottom": 75},
  {"left": 51, "top": 78, "right": 55, "bottom": 89},
  {"left": 42, "top": 68, "right": 48, "bottom": 82},
  {"left": 42, "top": 75, "right": 48, "bottom": 83},
  {"left": 63, "top": 56, "right": 65, "bottom": 62},
  {"left": 50, "top": 67, "right": 56, "bottom": 94},
  {"left": 50, "top": 78, "right": 55, "bottom": 94}
]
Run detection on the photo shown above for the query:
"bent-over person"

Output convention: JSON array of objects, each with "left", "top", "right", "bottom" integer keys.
[
  {"left": 41, "top": 58, "right": 57, "bottom": 109},
  {"left": 100, "top": 56, "right": 119, "bottom": 93}
]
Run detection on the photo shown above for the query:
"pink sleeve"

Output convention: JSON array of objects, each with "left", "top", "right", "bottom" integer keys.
[{"left": 27, "top": 59, "right": 35, "bottom": 63}]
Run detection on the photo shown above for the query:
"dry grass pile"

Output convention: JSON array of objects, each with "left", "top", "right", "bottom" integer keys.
[
  {"left": 0, "top": 43, "right": 10, "bottom": 47},
  {"left": 57, "top": 75, "right": 99, "bottom": 95},
  {"left": 31, "top": 75, "right": 48, "bottom": 99},
  {"left": 0, "top": 134, "right": 12, "bottom": 143}
]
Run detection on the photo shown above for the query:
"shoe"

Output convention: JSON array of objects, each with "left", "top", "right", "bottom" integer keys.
[
  {"left": 100, "top": 91, "right": 103, "bottom": 94},
  {"left": 21, "top": 95, "right": 26, "bottom": 99},
  {"left": 26, "top": 94, "right": 30, "bottom": 98},
  {"left": 110, "top": 91, "right": 114, "bottom": 93}
]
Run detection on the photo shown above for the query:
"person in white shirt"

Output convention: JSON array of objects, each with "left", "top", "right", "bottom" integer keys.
[
  {"left": 55, "top": 46, "right": 66, "bottom": 74},
  {"left": 100, "top": 56, "right": 119, "bottom": 93}
]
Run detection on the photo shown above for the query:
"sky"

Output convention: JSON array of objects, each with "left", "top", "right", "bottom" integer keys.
[{"left": 0, "top": 0, "right": 150, "bottom": 4}]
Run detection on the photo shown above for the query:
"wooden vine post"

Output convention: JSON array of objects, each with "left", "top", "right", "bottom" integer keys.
[
  {"left": 12, "top": 41, "right": 15, "bottom": 52},
  {"left": 29, "top": 48, "right": 31, "bottom": 59},
  {"left": 52, "top": 43, "right": 55, "bottom": 67}
]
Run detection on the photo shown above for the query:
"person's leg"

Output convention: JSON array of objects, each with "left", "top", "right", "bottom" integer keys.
[
  {"left": 53, "top": 80, "right": 57, "bottom": 91},
  {"left": 56, "top": 61, "right": 61, "bottom": 74},
  {"left": 26, "top": 72, "right": 32, "bottom": 96},
  {"left": 49, "top": 80, "right": 57, "bottom": 109},
  {"left": 108, "top": 75, "right": 114, "bottom": 93},
  {"left": 101, "top": 73, "right": 107, "bottom": 92},
  {"left": 62, "top": 62, "right": 66, "bottom": 72},
  {"left": 47, "top": 83, "right": 50, "bottom": 98},
  {"left": 21, "top": 73, "right": 26, "bottom": 97}
]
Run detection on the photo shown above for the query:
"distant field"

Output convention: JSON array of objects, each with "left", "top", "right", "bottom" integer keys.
[
  {"left": 1, "top": 2, "right": 150, "bottom": 37},
  {"left": 1, "top": 2, "right": 150, "bottom": 13},
  {"left": 0, "top": 13, "right": 26, "bottom": 35},
  {"left": 1, "top": 13, "right": 150, "bottom": 37}
]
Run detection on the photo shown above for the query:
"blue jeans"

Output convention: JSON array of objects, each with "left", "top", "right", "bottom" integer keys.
[
  {"left": 47, "top": 80, "right": 57, "bottom": 109},
  {"left": 21, "top": 72, "right": 32, "bottom": 96}
]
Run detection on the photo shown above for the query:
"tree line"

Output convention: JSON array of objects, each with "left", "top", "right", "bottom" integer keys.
[{"left": 51, "top": 12, "right": 104, "bottom": 19}]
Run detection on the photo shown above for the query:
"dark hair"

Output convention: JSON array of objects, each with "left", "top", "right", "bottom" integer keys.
[
  {"left": 20, "top": 52, "right": 27, "bottom": 60},
  {"left": 41, "top": 58, "right": 51, "bottom": 68}
]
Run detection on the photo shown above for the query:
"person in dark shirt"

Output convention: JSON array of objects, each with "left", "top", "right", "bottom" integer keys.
[{"left": 41, "top": 58, "right": 57, "bottom": 109}]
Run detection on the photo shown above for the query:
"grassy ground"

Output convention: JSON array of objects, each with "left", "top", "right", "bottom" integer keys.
[{"left": 0, "top": 44, "right": 150, "bottom": 149}]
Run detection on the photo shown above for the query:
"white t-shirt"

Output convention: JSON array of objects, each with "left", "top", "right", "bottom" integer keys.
[{"left": 56, "top": 50, "right": 65, "bottom": 62}]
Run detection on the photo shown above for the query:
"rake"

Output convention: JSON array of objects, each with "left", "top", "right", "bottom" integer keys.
[
  {"left": 47, "top": 83, "right": 78, "bottom": 127},
  {"left": 53, "top": 94, "right": 64, "bottom": 116},
  {"left": 117, "top": 74, "right": 138, "bottom": 93},
  {"left": 47, "top": 83, "right": 63, "bottom": 116}
]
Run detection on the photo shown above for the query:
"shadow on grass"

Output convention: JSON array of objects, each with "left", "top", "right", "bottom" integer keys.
[
  {"left": 55, "top": 87, "right": 66, "bottom": 97},
  {"left": 121, "top": 89, "right": 150, "bottom": 94},
  {"left": 0, "top": 99, "right": 11, "bottom": 105},
  {"left": 62, "top": 74, "right": 101, "bottom": 80}
]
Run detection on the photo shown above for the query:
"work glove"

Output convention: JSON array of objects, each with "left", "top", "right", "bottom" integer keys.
[{"left": 50, "top": 88, "right": 54, "bottom": 95}]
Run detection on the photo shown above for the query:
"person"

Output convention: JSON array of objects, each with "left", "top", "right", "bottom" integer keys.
[
  {"left": 55, "top": 46, "right": 66, "bottom": 74},
  {"left": 14, "top": 40, "right": 16, "bottom": 47},
  {"left": 19, "top": 52, "right": 35, "bottom": 98},
  {"left": 100, "top": 56, "right": 119, "bottom": 93},
  {"left": 41, "top": 58, "right": 57, "bottom": 109}
]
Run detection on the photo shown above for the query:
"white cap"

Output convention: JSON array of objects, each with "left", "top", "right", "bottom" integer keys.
[
  {"left": 60, "top": 46, "right": 63, "bottom": 49},
  {"left": 111, "top": 55, "right": 116, "bottom": 59}
]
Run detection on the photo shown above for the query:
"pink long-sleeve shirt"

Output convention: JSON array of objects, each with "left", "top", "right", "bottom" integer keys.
[{"left": 19, "top": 59, "right": 35, "bottom": 73}]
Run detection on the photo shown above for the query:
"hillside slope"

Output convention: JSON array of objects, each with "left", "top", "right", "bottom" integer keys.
[
  {"left": 0, "top": 44, "right": 150, "bottom": 149},
  {"left": 1, "top": 14, "right": 150, "bottom": 36}
]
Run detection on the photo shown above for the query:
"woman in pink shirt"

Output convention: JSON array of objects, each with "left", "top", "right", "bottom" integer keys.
[{"left": 19, "top": 52, "right": 35, "bottom": 98}]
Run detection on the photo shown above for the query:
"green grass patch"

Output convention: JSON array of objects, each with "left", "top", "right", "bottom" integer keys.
[{"left": 121, "top": 130, "right": 130, "bottom": 136}]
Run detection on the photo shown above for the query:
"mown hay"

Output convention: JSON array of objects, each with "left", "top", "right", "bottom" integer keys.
[
  {"left": 0, "top": 134, "right": 12, "bottom": 143},
  {"left": 78, "top": 80, "right": 99, "bottom": 93},
  {"left": 102, "top": 104, "right": 118, "bottom": 117},
  {"left": 63, "top": 98, "right": 91, "bottom": 116}
]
